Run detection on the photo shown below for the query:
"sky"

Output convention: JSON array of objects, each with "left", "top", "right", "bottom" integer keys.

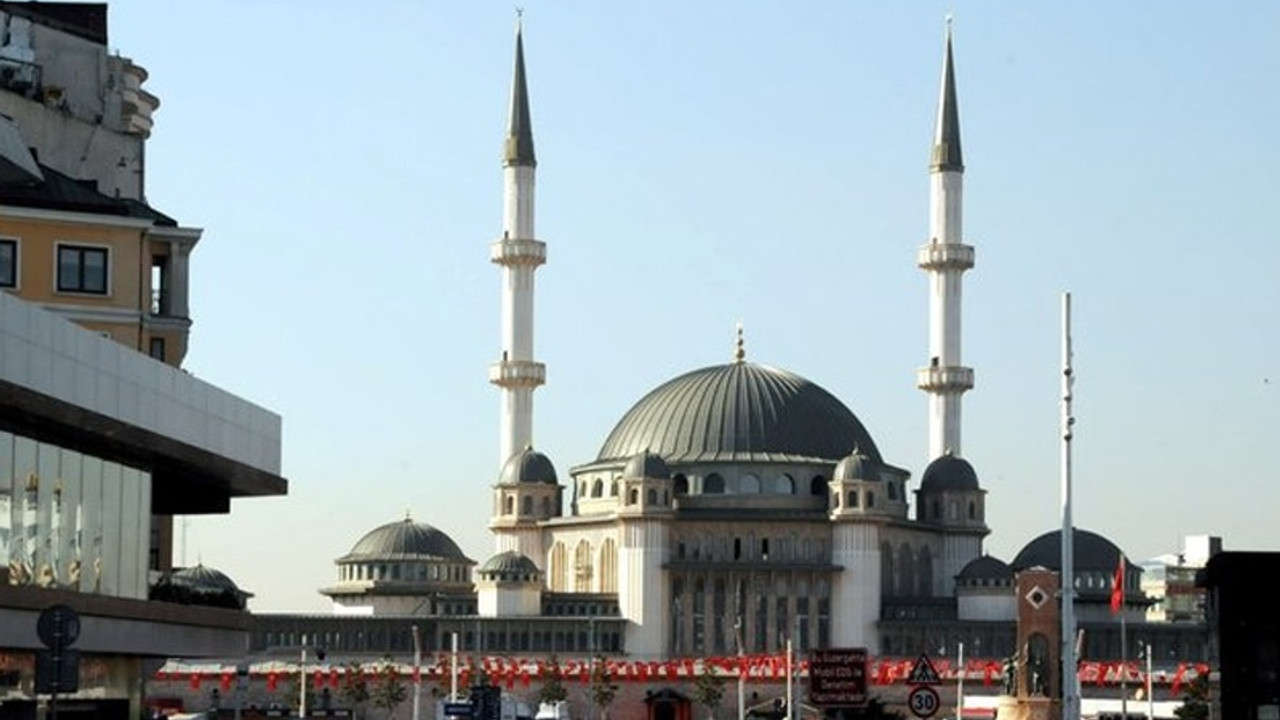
[{"left": 100, "top": 2, "right": 1280, "bottom": 613}]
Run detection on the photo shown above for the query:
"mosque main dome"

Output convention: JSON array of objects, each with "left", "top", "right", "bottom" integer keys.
[
  {"left": 596, "top": 362, "right": 881, "bottom": 464},
  {"left": 339, "top": 517, "right": 470, "bottom": 562}
]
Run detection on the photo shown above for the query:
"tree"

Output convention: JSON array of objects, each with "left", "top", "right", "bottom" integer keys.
[
  {"left": 339, "top": 661, "right": 371, "bottom": 720},
  {"left": 1174, "top": 672, "right": 1210, "bottom": 720},
  {"left": 537, "top": 655, "right": 568, "bottom": 705},
  {"left": 588, "top": 657, "right": 619, "bottom": 720},
  {"left": 370, "top": 658, "right": 408, "bottom": 720},
  {"left": 691, "top": 666, "right": 725, "bottom": 720}
]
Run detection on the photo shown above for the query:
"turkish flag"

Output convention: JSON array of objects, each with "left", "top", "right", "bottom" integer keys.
[{"left": 1110, "top": 554, "right": 1125, "bottom": 614}]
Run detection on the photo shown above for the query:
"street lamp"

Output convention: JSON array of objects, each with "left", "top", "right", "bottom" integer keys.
[{"left": 299, "top": 635, "right": 326, "bottom": 720}]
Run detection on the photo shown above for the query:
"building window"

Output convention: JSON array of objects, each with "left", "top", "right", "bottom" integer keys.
[
  {"left": 57, "top": 245, "right": 109, "bottom": 294},
  {"left": 0, "top": 238, "right": 16, "bottom": 288},
  {"left": 149, "top": 337, "right": 166, "bottom": 361},
  {"left": 703, "top": 473, "right": 725, "bottom": 494}
]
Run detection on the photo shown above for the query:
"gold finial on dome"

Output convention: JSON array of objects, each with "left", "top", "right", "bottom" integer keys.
[{"left": 734, "top": 322, "right": 745, "bottom": 363}]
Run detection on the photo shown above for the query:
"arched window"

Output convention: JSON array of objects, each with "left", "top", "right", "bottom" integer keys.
[
  {"left": 521, "top": 495, "right": 533, "bottom": 516},
  {"left": 932, "top": 499, "right": 942, "bottom": 520},
  {"left": 647, "top": 488, "right": 657, "bottom": 505},
  {"left": 866, "top": 491, "right": 875, "bottom": 508},
  {"left": 599, "top": 539, "right": 617, "bottom": 593},
  {"left": 704, "top": 473, "right": 725, "bottom": 494},
  {"left": 673, "top": 474, "right": 689, "bottom": 495},
  {"left": 810, "top": 475, "right": 826, "bottom": 495},
  {"left": 628, "top": 488, "right": 639, "bottom": 505},
  {"left": 880, "top": 542, "right": 895, "bottom": 600},
  {"left": 542, "top": 497, "right": 552, "bottom": 516},
  {"left": 591, "top": 479, "right": 604, "bottom": 498},
  {"left": 775, "top": 474, "right": 795, "bottom": 495},
  {"left": 848, "top": 490, "right": 858, "bottom": 508},
  {"left": 504, "top": 495, "right": 514, "bottom": 515},
  {"left": 740, "top": 474, "right": 760, "bottom": 494},
  {"left": 610, "top": 479, "right": 619, "bottom": 497},
  {"left": 887, "top": 482, "right": 898, "bottom": 501},
  {"left": 548, "top": 543, "right": 567, "bottom": 592},
  {"left": 898, "top": 543, "right": 914, "bottom": 596},
  {"left": 918, "top": 546, "right": 933, "bottom": 597},
  {"left": 573, "top": 540, "right": 592, "bottom": 592},
  {"left": 968, "top": 500, "right": 976, "bottom": 519}
]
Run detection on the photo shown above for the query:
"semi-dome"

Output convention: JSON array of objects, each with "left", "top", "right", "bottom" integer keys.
[
  {"left": 1011, "top": 528, "right": 1126, "bottom": 573},
  {"left": 833, "top": 446, "right": 876, "bottom": 481},
  {"left": 624, "top": 451, "right": 670, "bottom": 479},
  {"left": 499, "top": 446, "right": 558, "bottom": 485},
  {"left": 920, "top": 452, "right": 979, "bottom": 492},
  {"left": 150, "top": 563, "right": 251, "bottom": 610},
  {"left": 169, "top": 564, "right": 249, "bottom": 596},
  {"left": 957, "top": 555, "right": 1013, "bottom": 582},
  {"left": 479, "top": 550, "right": 540, "bottom": 577},
  {"left": 340, "top": 517, "right": 470, "bottom": 562},
  {"left": 597, "top": 362, "right": 881, "bottom": 464}
]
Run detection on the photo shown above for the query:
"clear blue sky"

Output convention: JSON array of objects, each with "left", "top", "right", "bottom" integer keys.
[{"left": 107, "top": 2, "right": 1280, "bottom": 613}]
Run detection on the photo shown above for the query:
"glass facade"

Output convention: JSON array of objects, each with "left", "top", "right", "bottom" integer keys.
[{"left": 0, "top": 430, "right": 151, "bottom": 599}]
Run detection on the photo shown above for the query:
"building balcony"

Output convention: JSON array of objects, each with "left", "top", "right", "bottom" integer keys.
[
  {"left": 917, "top": 242, "right": 975, "bottom": 271},
  {"left": 489, "top": 238, "right": 546, "bottom": 267},
  {"left": 488, "top": 359, "right": 546, "bottom": 388},
  {"left": 915, "top": 364, "right": 974, "bottom": 392}
]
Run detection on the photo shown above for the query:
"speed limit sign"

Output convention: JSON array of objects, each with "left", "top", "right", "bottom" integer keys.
[{"left": 907, "top": 685, "right": 940, "bottom": 718}]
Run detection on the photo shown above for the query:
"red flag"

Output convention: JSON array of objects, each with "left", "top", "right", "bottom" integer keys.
[
  {"left": 1110, "top": 554, "right": 1125, "bottom": 613},
  {"left": 221, "top": 673, "right": 233, "bottom": 692}
]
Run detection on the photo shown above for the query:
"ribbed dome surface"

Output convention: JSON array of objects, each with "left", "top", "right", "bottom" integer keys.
[
  {"left": 957, "top": 555, "right": 1013, "bottom": 581},
  {"left": 833, "top": 448, "right": 876, "bottom": 481},
  {"left": 920, "top": 453, "right": 980, "bottom": 492},
  {"left": 170, "top": 564, "right": 245, "bottom": 594},
  {"left": 340, "top": 518, "right": 469, "bottom": 562},
  {"left": 479, "top": 550, "right": 540, "bottom": 576},
  {"left": 597, "top": 362, "right": 880, "bottom": 464},
  {"left": 499, "top": 447, "right": 558, "bottom": 485},
  {"left": 1011, "top": 528, "right": 1125, "bottom": 572},
  {"left": 624, "top": 451, "right": 671, "bottom": 479}
]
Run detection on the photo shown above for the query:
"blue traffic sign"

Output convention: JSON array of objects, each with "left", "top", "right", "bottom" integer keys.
[{"left": 443, "top": 703, "right": 473, "bottom": 717}]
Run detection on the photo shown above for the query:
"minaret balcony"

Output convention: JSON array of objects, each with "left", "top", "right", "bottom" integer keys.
[
  {"left": 490, "top": 238, "right": 546, "bottom": 267},
  {"left": 489, "top": 359, "right": 546, "bottom": 388},
  {"left": 916, "top": 365, "right": 974, "bottom": 392},
  {"left": 917, "top": 242, "right": 974, "bottom": 271}
]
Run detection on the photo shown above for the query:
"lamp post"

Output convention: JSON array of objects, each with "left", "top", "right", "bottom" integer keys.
[{"left": 298, "top": 635, "right": 326, "bottom": 720}]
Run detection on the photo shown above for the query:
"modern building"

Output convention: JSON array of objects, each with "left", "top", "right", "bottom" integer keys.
[
  {"left": 1, "top": 3, "right": 287, "bottom": 719},
  {"left": 1141, "top": 535, "right": 1220, "bottom": 624}
]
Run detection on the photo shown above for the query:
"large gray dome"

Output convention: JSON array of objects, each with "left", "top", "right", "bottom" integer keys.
[
  {"left": 1011, "top": 528, "right": 1126, "bottom": 573},
  {"left": 920, "top": 452, "right": 979, "bottom": 492},
  {"left": 499, "top": 447, "right": 558, "bottom": 485},
  {"left": 596, "top": 362, "right": 880, "bottom": 464},
  {"left": 340, "top": 518, "right": 470, "bottom": 562}
]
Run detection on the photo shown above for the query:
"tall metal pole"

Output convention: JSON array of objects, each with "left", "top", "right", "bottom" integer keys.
[
  {"left": 300, "top": 644, "right": 308, "bottom": 720},
  {"left": 955, "top": 642, "right": 965, "bottom": 720},
  {"left": 784, "top": 637, "right": 793, "bottom": 720},
  {"left": 1146, "top": 643, "right": 1154, "bottom": 720},
  {"left": 412, "top": 625, "right": 422, "bottom": 720},
  {"left": 451, "top": 632, "right": 460, "bottom": 701},
  {"left": 1060, "top": 292, "right": 1080, "bottom": 720},
  {"left": 735, "top": 619, "right": 745, "bottom": 720}
]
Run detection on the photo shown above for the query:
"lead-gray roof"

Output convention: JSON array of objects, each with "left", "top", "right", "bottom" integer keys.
[
  {"left": 833, "top": 447, "right": 877, "bottom": 482},
  {"left": 1011, "top": 528, "right": 1128, "bottom": 573},
  {"left": 499, "top": 447, "right": 558, "bottom": 485},
  {"left": 503, "top": 24, "right": 536, "bottom": 167},
  {"left": 919, "top": 452, "right": 979, "bottom": 492},
  {"left": 931, "top": 30, "right": 963, "bottom": 172},
  {"left": 624, "top": 451, "right": 671, "bottom": 479},
  {"left": 479, "top": 550, "right": 541, "bottom": 577},
  {"left": 596, "top": 362, "right": 881, "bottom": 464},
  {"left": 956, "top": 554, "right": 1012, "bottom": 581},
  {"left": 338, "top": 518, "right": 472, "bottom": 563}
]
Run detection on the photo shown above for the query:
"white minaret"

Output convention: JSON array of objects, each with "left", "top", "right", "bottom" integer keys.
[
  {"left": 916, "top": 24, "right": 975, "bottom": 460},
  {"left": 489, "top": 20, "right": 546, "bottom": 469}
]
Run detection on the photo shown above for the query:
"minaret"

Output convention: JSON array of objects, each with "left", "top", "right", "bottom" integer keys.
[
  {"left": 489, "top": 20, "right": 546, "bottom": 469},
  {"left": 916, "top": 23, "right": 975, "bottom": 460}
]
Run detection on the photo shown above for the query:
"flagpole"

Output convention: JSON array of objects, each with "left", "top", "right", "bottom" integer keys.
[
  {"left": 1120, "top": 555, "right": 1128, "bottom": 719},
  {"left": 1060, "top": 292, "right": 1080, "bottom": 720}
]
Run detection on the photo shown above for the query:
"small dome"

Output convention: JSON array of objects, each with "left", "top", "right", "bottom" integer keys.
[
  {"left": 1011, "top": 528, "right": 1127, "bottom": 573},
  {"left": 957, "top": 555, "right": 1013, "bottom": 582},
  {"left": 170, "top": 564, "right": 249, "bottom": 596},
  {"left": 624, "top": 451, "right": 670, "bottom": 479},
  {"left": 499, "top": 447, "right": 558, "bottom": 486},
  {"left": 479, "top": 550, "right": 540, "bottom": 577},
  {"left": 833, "top": 447, "right": 876, "bottom": 481},
  {"left": 920, "top": 452, "right": 979, "bottom": 492},
  {"left": 340, "top": 517, "right": 470, "bottom": 562}
]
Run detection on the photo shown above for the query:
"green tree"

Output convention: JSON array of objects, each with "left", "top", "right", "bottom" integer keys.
[
  {"left": 370, "top": 658, "right": 409, "bottom": 720},
  {"left": 691, "top": 667, "right": 725, "bottom": 720},
  {"left": 339, "top": 661, "right": 372, "bottom": 720},
  {"left": 537, "top": 655, "right": 568, "bottom": 705},
  {"left": 588, "top": 658, "right": 619, "bottom": 720},
  {"left": 1173, "top": 672, "right": 1210, "bottom": 720}
]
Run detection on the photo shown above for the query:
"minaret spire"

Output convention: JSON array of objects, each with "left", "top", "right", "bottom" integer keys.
[
  {"left": 917, "top": 21, "right": 975, "bottom": 460},
  {"left": 505, "top": 17, "right": 536, "bottom": 167},
  {"left": 490, "top": 18, "right": 546, "bottom": 469}
]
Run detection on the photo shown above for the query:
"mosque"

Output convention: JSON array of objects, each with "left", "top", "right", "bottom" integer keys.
[{"left": 243, "top": 24, "right": 1209, "bottom": 667}]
